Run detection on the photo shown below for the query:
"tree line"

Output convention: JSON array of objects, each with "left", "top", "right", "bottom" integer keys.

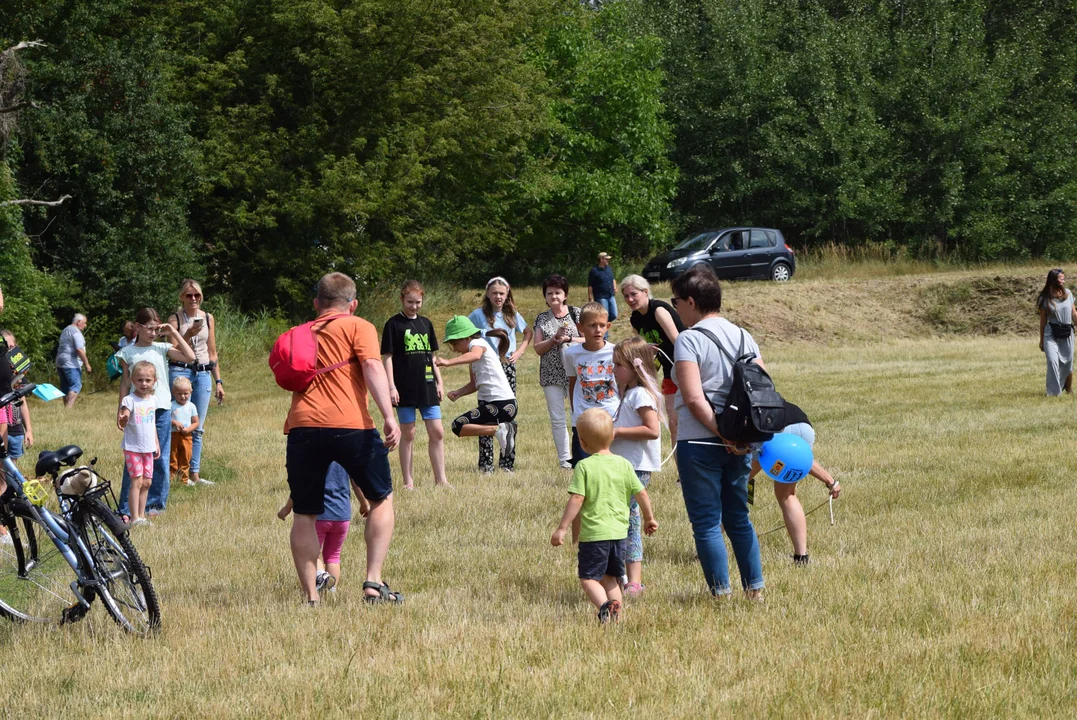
[{"left": 1, "top": 0, "right": 1075, "bottom": 359}]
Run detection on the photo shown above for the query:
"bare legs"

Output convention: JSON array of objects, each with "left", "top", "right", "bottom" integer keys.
[{"left": 398, "top": 420, "right": 449, "bottom": 489}]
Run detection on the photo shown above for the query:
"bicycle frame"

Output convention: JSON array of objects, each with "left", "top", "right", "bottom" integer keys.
[{"left": 1, "top": 450, "right": 101, "bottom": 595}]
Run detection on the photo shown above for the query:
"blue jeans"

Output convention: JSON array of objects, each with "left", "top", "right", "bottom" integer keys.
[
  {"left": 596, "top": 296, "right": 618, "bottom": 322},
  {"left": 676, "top": 439, "right": 764, "bottom": 595},
  {"left": 168, "top": 367, "right": 212, "bottom": 473},
  {"left": 119, "top": 408, "right": 172, "bottom": 515}
]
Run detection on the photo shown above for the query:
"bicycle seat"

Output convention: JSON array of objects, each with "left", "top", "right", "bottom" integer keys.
[
  {"left": 55, "top": 445, "right": 84, "bottom": 466},
  {"left": 35, "top": 450, "right": 60, "bottom": 477}
]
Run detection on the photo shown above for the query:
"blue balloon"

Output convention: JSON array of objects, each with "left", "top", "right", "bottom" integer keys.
[{"left": 759, "top": 432, "right": 813, "bottom": 484}]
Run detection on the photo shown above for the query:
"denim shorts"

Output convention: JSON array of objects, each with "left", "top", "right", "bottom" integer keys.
[
  {"left": 6, "top": 434, "right": 24, "bottom": 460},
  {"left": 286, "top": 427, "right": 393, "bottom": 513},
  {"left": 58, "top": 367, "right": 82, "bottom": 395},
  {"left": 396, "top": 405, "right": 442, "bottom": 424}
]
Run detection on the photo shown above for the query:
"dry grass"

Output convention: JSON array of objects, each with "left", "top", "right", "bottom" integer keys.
[{"left": 1, "top": 278, "right": 1075, "bottom": 717}]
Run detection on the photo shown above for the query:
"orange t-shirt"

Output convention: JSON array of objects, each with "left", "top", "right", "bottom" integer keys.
[{"left": 284, "top": 314, "right": 381, "bottom": 432}]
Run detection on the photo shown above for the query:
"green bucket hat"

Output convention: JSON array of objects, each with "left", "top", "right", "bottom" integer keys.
[{"left": 444, "top": 315, "right": 481, "bottom": 342}]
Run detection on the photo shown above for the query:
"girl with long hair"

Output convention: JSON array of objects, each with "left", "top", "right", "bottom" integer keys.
[{"left": 1037, "top": 268, "right": 1077, "bottom": 396}]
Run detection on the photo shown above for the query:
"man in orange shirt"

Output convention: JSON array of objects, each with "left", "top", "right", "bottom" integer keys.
[{"left": 285, "top": 272, "right": 402, "bottom": 604}]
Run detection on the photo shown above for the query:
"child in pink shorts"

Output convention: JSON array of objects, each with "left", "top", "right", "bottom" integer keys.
[
  {"left": 278, "top": 463, "right": 368, "bottom": 593},
  {"left": 119, "top": 361, "right": 160, "bottom": 526}
]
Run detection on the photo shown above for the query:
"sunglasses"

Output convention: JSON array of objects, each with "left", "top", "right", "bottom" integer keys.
[{"left": 185, "top": 293, "right": 202, "bottom": 299}]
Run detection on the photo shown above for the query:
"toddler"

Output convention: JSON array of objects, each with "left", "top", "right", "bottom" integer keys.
[
  {"left": 170, "top": 376, "right": 200, "bottom": 486},
  {"left": 551, "top": 409, "right": 657, "bottom": 623}
]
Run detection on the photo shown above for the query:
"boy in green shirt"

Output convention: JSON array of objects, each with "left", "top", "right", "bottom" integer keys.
[{"left": 551, "top": 408, "right": 658, "bottom": 622}]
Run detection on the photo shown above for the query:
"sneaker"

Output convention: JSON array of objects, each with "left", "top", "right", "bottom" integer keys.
[
  {"left": 560, "top": 460, "right": 572, "bottom": 470},
  {"left": 183, "top": 480, "right": 197, "bottom": 487},
  {"left": 597, "top": 599, "right": 621, "bottom": 624},
  {"left": 624, "top": 582, "right": 645, "bottom": 598},
  {"left": 131, "top": 517, "right": 151, "bottom": 527},
  {"left": 196, "top": 478, "right": 215, "bottom": 485},
  {"left": 0, "top": 533, "right": 12, "bottom": 546},
  {"left": 315, "top": 570, "right": 336, "bottom": 594},
  {"left": 494, "top": 423, "right": 510, "bottom": 452},
  {"left": 504, "top": 422, "right": 516, "bottom": 456}
]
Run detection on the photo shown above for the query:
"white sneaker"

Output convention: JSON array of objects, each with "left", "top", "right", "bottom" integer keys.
[
  {"left": 560, "top": 460, "right": 572, "bottom": 470},
  {"left": 494, "top": 423, "right": 510, "bottom": 452},
  {"left": 0, "top": 533, "right": 12, "bottom": 545},
  {"left": 196, "top": 478, "right": 215, "bottom": 485},
  {"left": 132, "top": 517, "right": 151, "bottom": 527},
  {"left": 505, "top": 422, "right": 516, "bottom": 456}
]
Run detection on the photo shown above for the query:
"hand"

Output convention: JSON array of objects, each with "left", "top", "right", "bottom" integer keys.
[
  {"left": 389, "top": 387, "right": 400, "bottom": 406},
  {"left": 157, "top": 323, "right": 174, "bottom": 339},
  {"left": 434, "top": 357, "right": 448, "bottom": 368},
  {"left": 358, "top": 498, "right": 371, "bottom": 518},
  {"left": 24, "top": 431, "right": 33, "bottom": 448},
  {"left": 827, "top": 480, "right": 841, "bottom": 499},
  {"left": 551, "top": 527, "right": 566, "bottom": 547},
  {"left": 172, "top": 421, "right": 183, "bottom": 431},
  {"left": 383, "top": 419, "right": 401, "bottom": 451},
  {"left": 509, "top": 351, "right": 522, "bottom": 364},
  {"left": 85, "top": 365, "right": 93, "bottom": 374},
  {"left": 447, "top": 390, "right": 460, "bottom": 402},
  {"left": 215, "top": 384, "right": 225, "bottom": 403},
  {"left": 437, "top": 384, "right": 444, "bottom": 401},
  {"left": 277, "top": 505, "right": 290, "bottom": 521},
  {"left": 644, "top": 519, "right": 659, "bottom": 535},
  {"left": 153, "top": 449, "right": 160, "bottom": 459},
  {"left": 1040, "top": 341, "right": 1044, "bottom": 352},
  {"left": 117, "top": 411, "right": 128, "bottom": 430}
]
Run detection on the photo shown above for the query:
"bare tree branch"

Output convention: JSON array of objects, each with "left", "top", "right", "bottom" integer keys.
[
  {"left": 0, "top": 101, "right": 32, "bottom": 115},
  {"left": 2, "top": 41, "right": 46, "bottom": 56},
  {"left": 0, "top": 194, "right": 72, "bottom": 208}
]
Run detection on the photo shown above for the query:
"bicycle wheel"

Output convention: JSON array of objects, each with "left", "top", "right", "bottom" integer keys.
[
  {"left": 0, "top": 500, "right": 79, "bottom": 624},
  {"left": 78, "top": 499, "right": 160, "bottom": 635}
]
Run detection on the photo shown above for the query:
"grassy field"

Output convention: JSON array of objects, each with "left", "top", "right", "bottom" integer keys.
[{"left": 1, "top": 271, "right": 1075, "bottom": 717}]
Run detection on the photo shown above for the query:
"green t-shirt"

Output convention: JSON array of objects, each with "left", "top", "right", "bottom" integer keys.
[{"left": 567, "top": 453, "right": 645, "bottom": 542}]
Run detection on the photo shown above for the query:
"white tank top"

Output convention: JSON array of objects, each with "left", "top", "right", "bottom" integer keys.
[
  {"left": 470, "top": 339, "right": 514, "bottom": 401},
  {"left": 177, "top": 309, "right": 211, "bottom": 364}
]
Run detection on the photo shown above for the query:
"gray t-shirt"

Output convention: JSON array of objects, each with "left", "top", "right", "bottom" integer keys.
[
  {"left": 672, "top": 316, "right": 761, "bottom": 441},
  {"left": 1040, "top": 289, "right": 1074, "bottom": 328},
  {"left": 56, "top": 325, "right": 86, "bottom": 369}
]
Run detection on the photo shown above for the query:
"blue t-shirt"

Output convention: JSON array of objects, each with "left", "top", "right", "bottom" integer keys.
[
  {"left": 588, "top": 265, "right": 615, "bottom": 299},
  {"left": 319, "top": 463, "right": 353, "bottom": 522},
  {"left": 467, "top": 308, "right": 528, "bottom": 359}
]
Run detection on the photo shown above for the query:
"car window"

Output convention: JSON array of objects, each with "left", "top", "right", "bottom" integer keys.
[
  {"left": 749, "top": 230, "right": 770, "bottom": 249},
  {"left": 728, "top": 231, "right": 746, "bottom": 250},
  {"left": 765, "top": 230, "right": 778, "bottom": 246},
  {"left": 711, "top": 235, "right": 730, "bottom": 253},
  {"left": 674, "top": 232, "right": 718, "bottom": 252}
]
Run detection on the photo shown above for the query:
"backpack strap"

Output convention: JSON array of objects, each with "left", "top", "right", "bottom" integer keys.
[
  {"left": 312, "top": 314, "right": 360, "bottom": 376},
  {"left": 690, "top": 327, "right": 736, "bottom": 364}
]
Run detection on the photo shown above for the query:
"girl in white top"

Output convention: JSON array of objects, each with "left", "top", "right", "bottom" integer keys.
[
  {"left": 435, "top": 316, "right": 518, "bottom": 468},
  {"left": 610, "top": 336, "right": 666, "bottom": 597},
  {"left": 120, "top": 361, "right": 161, "bottom": 525}
]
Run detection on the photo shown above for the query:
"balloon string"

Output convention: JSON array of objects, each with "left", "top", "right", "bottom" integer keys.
[{"left": 756, "top": 497, "right": 835, "bottom": 538}]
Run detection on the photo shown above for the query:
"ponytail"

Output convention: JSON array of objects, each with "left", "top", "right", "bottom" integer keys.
[{"left": 485, "top": 329, "right": 511, "bottom": 360}]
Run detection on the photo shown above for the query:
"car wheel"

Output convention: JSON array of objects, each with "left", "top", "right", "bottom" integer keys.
[{"left": 771, "top": 262, "right": 791, "bottom": 282}]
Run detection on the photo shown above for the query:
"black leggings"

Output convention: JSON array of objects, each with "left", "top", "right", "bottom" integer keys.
[{"left": 451, "top": 399, "right": 518, "bottom": 437}]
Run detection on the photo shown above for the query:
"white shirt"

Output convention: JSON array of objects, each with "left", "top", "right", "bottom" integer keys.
[
  {"left": 469, "top": 339, "right": 514, "bottom": 402},
  {"left": 561, "top": 342, "right": 618, "bottom": 425},
  {"left": 611, "top": 386, "right": 662, "bottom": 472},
  {"left": 121, "top": 394, "right": 158, "bottom": 453}
]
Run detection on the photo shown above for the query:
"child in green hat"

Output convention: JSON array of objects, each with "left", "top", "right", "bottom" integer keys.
[{"left": 435, "top": 316, "right": 517, "bottom": 465}]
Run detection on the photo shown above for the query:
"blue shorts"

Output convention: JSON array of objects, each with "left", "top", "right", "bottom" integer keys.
[
  {"left": 58, "top": 367, "right": 82, "bottom": 395},
  {"left": 6, "top": 434, "right": 24, "bottom": 460},
  {"left": 396, "top": 405, "right": 441, "bottom": 424}
]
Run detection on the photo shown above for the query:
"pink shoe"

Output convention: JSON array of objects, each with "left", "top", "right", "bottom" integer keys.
[{"left": 623, "top": 582, "right": 645, "bottom": 598}]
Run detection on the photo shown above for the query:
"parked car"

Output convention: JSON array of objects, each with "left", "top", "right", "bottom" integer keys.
[{"left": 642, "top": 227, "right": 796, "bottom": 283}]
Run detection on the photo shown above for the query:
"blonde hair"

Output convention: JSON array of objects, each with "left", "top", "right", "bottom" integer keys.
[
  {"left": 576, "top": 408, "right": 614, "bottom": 452},
  {"left": 130, "top": 360, "right": 157, "bottom": 381},
  {"left": 178, "top": 278, "right": 203, "bottom": 303},
  {"left": 620, "top": 274, "right": 651, "bottom": 295},
  {"left": 171, "top": 376, "right": 192, "bottom": 392},
  {"left": 579, "top": 301, "right": 609, "bottom": 324},
  {"left": 613, "top": 336, "right": 667, "bottom": 427}
]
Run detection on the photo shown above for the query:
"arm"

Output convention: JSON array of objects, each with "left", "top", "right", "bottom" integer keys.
[
  {"left": 116, "top": 360, "right": 131, "bottom": 430},
  {"left": 171, "top": 411, "right": 184, "bottom": 432},
  {"left": 634, "top": 488, "right": 658, "bottom": 534},
  {"left": 534, "top": 325, "right": 568, "bottom": 356},
  {"left": 76, "top": 347, "right": 93, "bottom": 374},
  {"left": 613, "top": 405, "right": 661, "bottom": 441},
  {"left": 1040, "top": 308, "right": 1048, "bottom": 351},
  {"left": 277, "top": 497, "right": 293, "bottom": 520},
  {"left": 432, "top": 355, "right": 444, "bottom": 401},
  {"left": 362, "top": 357, "right": 400, "bottom": 450},
  {"left": 20, "top": 400, "right": 32, "bottom": 447},
  {"left": 382, "top": 354, "right": 399, "bottom": 406},
  {"left": 675, "top": 360, "right": 719, "bottom": 435},
  {"left": 184, "top": 414, "right": 200, "bottom": 435},
  {"left": 162, "top": 325, "right": 197, "bottom": 363},
  {"left": 654, "top": 307, "right": 680, "bottom": 344},
  {"left": 551, "top": 494, "right": 585, "bottom": 546},
  {"left": 808, "top": 460, "right": 841, "bottom": 498},
  {"left": 567, "top": 377, "right": 576, "bottom": 414},
  {"left": 434, "top": 345, "right": 485, "bottom": 368},
  {"left": 510, "top": 325, "right": 533, "bottom": 364},
  {"left": 351, "top": 480, "right": 371, "bottom": 518},
  {"left": 447, "top": 366, "right": 477, "bottom": 402},
  {"left": 207, "top": 314, "right": 224, "bottom": 402},
  {"left": 588, "top": 286, "right": 594, "bottom": 302}
]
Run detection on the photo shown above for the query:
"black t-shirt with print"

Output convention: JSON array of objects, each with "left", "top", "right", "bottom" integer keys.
[
  {"left": 630, "top": 299, "right": 686, "bottom": 379},
  {"left": 381, "top": 313, "right": 440, "bottom": 408}
]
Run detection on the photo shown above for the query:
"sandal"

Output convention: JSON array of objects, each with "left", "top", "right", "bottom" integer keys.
[
  {"left": 363, "top": 581, "right": 404, "bottom": 605},
  {"left": 623, "top": 582, "right": 645, "bottom": 598}
]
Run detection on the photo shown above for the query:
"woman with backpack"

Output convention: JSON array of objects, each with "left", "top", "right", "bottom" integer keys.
[
  {"left": 1037, "top": 268, "right": 1077, "bottom": 396},
  {"left": 671, "top": 264, "right": 765, "bottom": 601}
]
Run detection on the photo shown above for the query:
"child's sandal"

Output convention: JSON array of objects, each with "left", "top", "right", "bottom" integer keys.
[{"left": 362, "top": 581, "right": 404, "bottom": 605}]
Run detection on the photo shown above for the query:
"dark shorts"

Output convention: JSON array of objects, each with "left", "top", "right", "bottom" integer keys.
[
  {"left": 451, "top": 399, "right": 517, "bottom": 437},
  {"left": 58, "top": 367, "right": 82, "bottom": 395},
  {"left": 570, "top": 427, "right": 592, "bottom": 468},
  {"left": 286, "top": 427, "right": 393, "bottom": 514},
  {"left": 578, "top": 539, "right": 627, "bottom": 581}
]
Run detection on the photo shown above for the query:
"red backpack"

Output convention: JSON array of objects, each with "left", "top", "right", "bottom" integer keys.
[{"left": 269, "top": 314, "right": 356, "bottom": 392}]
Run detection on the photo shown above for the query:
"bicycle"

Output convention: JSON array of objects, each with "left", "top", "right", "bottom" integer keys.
[{"left": 0, "top": 383, "right": 161, "bottom": 635}]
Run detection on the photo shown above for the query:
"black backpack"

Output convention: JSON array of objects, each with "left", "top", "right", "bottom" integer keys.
[{"left": 691, "top": 327, "right": 785, "bottom": 443}]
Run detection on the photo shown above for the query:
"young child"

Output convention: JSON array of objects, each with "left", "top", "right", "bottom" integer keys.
[
  {"left": 119, "top": 361, "right": 160, "bottom": 526},
  {"left": 278, "top": 463, "right": 370, "bottom": 594},
  {"left": 561, "top": 302, "right": 619, "bottom": 467},
  {"left": 551, "top": 408, "right": 658, "bottom": 623},
  {"left": 381, "top": 280, "right": 449, "bottom": 489},
  {"left": 435, "top": 316, "right": 517, "bottom": 464},
  {"left": 169, "top": 377, "right": 201, "bottom": 487},
  {"left": 610, "top": 336, "right": 665, "bottom": 598}
]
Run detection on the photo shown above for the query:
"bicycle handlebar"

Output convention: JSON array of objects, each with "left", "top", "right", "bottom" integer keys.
[{"left": 0, "top": 383, "right": 36, "bottom": 409}]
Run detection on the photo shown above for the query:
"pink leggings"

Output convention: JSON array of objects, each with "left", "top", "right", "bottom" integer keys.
[{"left": 316, "top": 520, "right": 351, "bottom": 564}]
